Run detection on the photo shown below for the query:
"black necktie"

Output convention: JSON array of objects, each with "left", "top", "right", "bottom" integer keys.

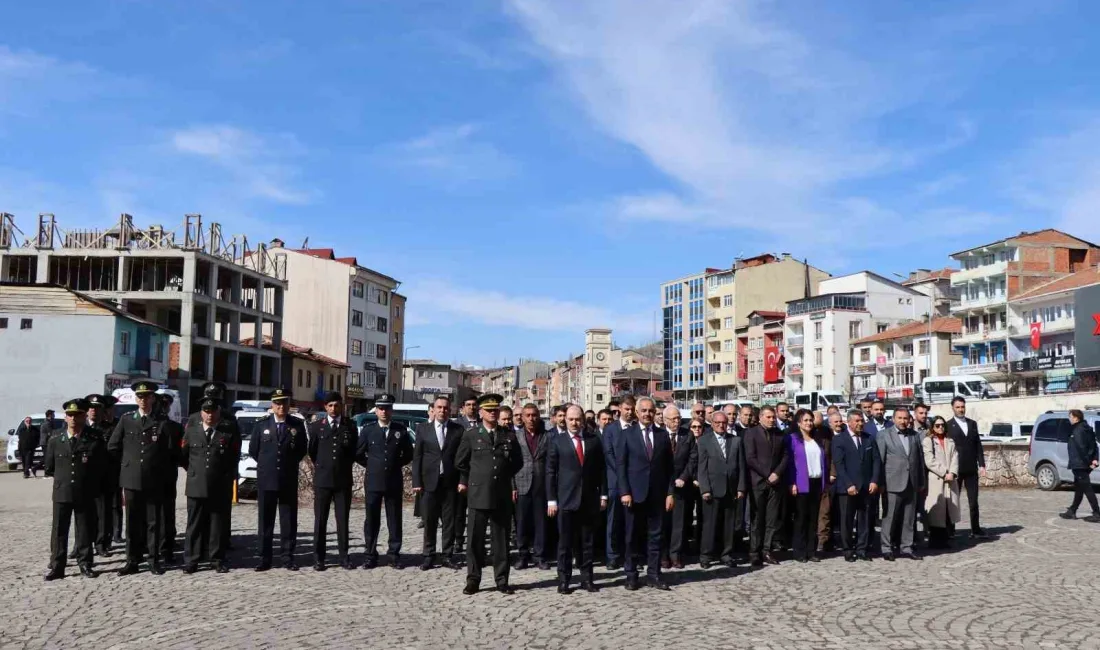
[{"left": 206, "top": 428, "right": 214, "bottom": 443}]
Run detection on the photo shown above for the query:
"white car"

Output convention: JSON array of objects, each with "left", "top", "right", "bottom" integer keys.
[{"left": 6, "top": 414, "right": 61, "bottom": 471}]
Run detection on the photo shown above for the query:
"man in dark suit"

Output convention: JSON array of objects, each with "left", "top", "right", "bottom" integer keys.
[
  {"left": 308, "top": 391, "right": 358, "bottom": 571},
  {"left": 513, "top": 403, "right": 552, "bottom": 570},
  {"left": 661, "top": 405, "right": 695, "bottom": 569},
  {"left": 947, "top": 397, "right": 987, "bottom": 538},
  {"left": 695, "top": 410, "right": 746, "bottom": 568},
  {"left": 548, "top": 405, "right": 568, "bottom": 436},
  {"left": 85, "top": 395, "right": 121, "bottom": 555},
  {"left": 616, "top": 396, "right": 675, "bottom": 590},
  {"left": 44, "top": 399, "right": 109, "bottom": 580},
  {"left": 602, "top": 395, "right": 636, "bottom": 570},
  {"left": 15, "top": 416, "right": 39, "bottom": 479},
  {"left": 356, "top": 392, "right": 413, "bottom": 569},
  {"left": 743, "top": 405, "right": 789, "bottom": 566},
  {"left": 455, "top": 393, "right": 524, "bottom": 595},
  {"left": 877, "top": 407, "right": 926, "bottom": 560},
  {"left": 108, "top": 381, "right": 178, "bottom": 576},
  {"left": 453, "top": 398, "right": 479, "bottom": 430},
  {"left": 547, "top": 404, "right": 606, "bottom": 593},
  {"left": 412, "top": 395, "right": 466, "bottom": 569},
  {"left": 248, "top": 388, "right": 308, "bottom": 571},
  {"left": 832, "top": 410, "right": 880, "bottom": 561},
  {"left": 180, "top": 397, "right": 240, "bottom": 573}
]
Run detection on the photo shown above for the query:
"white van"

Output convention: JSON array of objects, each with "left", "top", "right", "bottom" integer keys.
[
  {"left": 920, "top": 375, "right": 999, "bottom": 404},
  {"left": 794, "top": 391, "right": 849, "bottom": 413}
]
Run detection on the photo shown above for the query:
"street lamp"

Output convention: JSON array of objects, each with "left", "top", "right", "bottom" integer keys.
[
  {"left": 404, "top": 344, "right": 421, "bottom": 359},
  {"left": 401, "top": 345, "right": 421, "bottom": 396}
]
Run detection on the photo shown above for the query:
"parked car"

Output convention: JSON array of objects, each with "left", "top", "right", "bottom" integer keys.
[
  {"left": 982, "top": 421, "right": 1033, "bottom": 444},
  {"left": 1028, "top": 410, "right": 1100, "bottom": 491},
  {"left": 5, "top": 414, "right": 60, "bottom": 471},
  {"left": 921, "top": 375, "right": 999, "bottom": 405}
]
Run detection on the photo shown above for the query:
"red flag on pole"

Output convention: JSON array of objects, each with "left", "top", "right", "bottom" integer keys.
[
  {"left": 764, "top": 340, "right": 782, "bottom": 383},
  {"left": 1029, "top": 321, "right": 1042, "bottom": 350}
]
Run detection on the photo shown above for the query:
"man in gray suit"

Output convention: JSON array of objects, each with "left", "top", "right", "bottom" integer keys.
[
  {"left": 876, "top": 407, "right": 925, "bottom": 561},
  {"left": 513, "top": 403, "right": 551, "bottom": 570},
  {"left": 696, "top": 411, "right": 746, "bottom": 568}
]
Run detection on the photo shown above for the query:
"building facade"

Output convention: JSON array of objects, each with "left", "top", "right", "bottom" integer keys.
[
  {"left": 849, "top": 317, "right": 962, "bottom": 402},
  {"left": 389, "top": 292, "right": 406, "bottom": 396},
  {"left": 902, "top": 268, "right": 957, "bottom": 317},
  {"left": 276, "top": 339, "right": 349, "bottom": 412},
  {"left": 739, "top": 310, "right": 786, "bottom": 403},
  {"left": 950, "top": 229, "right": 1100, "bottom": 390},
  {"left": 401, "top": 359, "right": 478, "bottom": 406}
]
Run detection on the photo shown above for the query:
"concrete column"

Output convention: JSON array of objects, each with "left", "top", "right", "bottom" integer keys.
[
  {"left": 35, "top": 252, "right": 49, "bottom": 283},
  {"left": 182, "top": 254, "right": 196, "bottom": 295},
  {"left": 117, "top": 256, "right": 127, "bottom": 291}
]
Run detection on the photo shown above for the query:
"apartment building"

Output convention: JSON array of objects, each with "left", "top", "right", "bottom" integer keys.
[
  {"left": 401, "top": 358, "right": 478, "bottom": 405},
  {"left": 784, "top": 272, "right": 925, "bottom": 395},
  {"left": 0, "top": 214, "right": 286, "bottom": 414},
  {"left": 389, "top": 293, "right": 406, "bottom": 396},
  {"left": 737, "top": 310, "right": 786, "bottom": 403},
  {"left": 901, "top": 268, "right": 957, "bottom": 317},
  {"left": 270, "top": 242, "right": 401, "bottom": 411},
  {"left": 1007, "top": 265, "right": 1100, "bottom": 394},
  {"left": 662, "top": 253, "right": 829, "bottom": 403},
  {"left": 848, "top": 317, "right": 962, "bottom": 401},
  {"left": 950, "top": 229, "right": 1100, "bottom": 390}
]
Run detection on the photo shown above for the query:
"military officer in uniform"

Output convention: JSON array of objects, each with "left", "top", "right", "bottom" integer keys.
[
  {"left": 86, "top": 394, "right": 122, "bottom": 556},
  {"left": 180, "top": 396, "right": 241, "bottom": 573},
  {"left": 44, "top": 398, "right": 109, "bottom": 580},
  {"left": 186, "top": 381, "right": 242, "bottom": 549},
  {"left": 155, "top": 392, "right": 185, "bottom": 564},
  {"left": 109, "top": 380, "right": 178, "bottom": 576},
  {"left": 249, "top": 388, "right": 308, "bottom": 571},
  {"left": 308, "top": 391, "right": 359, "bottom": 571},
  {"left": 455, "top": 393, "right": 524, "bottom": 595},
  {"left": 356, "top": 393, "right": 414, "bottom": 569}
]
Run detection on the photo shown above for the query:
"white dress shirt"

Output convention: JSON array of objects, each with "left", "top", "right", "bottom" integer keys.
[{"left": 804, "top": 439, "right": 823, "bottom": 479}]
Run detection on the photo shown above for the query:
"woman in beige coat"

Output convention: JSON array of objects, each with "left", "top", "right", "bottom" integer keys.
[{"left": 922, "top": 415, "right": 960, "bottom": 549}]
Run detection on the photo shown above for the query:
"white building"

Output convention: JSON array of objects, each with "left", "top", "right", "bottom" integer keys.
[
  {"left": 848, "top": 316, "right": 962, "bottom": 401},
  {"left": 783, "top": 272, "right": 928, "bottom": 395}
]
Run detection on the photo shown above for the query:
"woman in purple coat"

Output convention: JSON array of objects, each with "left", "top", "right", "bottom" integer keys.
[{"left": 787, "top": 408, "right": 828, "bottom": 562}]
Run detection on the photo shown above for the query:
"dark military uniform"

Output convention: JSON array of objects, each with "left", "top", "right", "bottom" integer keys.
[
  {"left": 156, "top": 397, "right": 185, "bottom": 561},
  {"left": 44, "top": 400, "right": 109, "bottom": 579},
  {"left": 180, "top": 400, "right": 241, "bottom": 571},
  {"left": 308, "top": 412, "right": 358, "bottom": 568},
  {"left": 86, "top": 394, "right": 122, "bottom": 553},
  {"left": 108, "top": 382, "right": 178, "bottom": 574},
  {"left": 186, "top": 386, "right": 241, "bottom": 548},
  {"left": 455, "top": 395, "right": 524, "bottom": 593},
  {"left": 249, "top": 405, "right": 308, "bottom": 569},
  {"left": 355, "top": 414, "right": 413, "bottom": 566}
]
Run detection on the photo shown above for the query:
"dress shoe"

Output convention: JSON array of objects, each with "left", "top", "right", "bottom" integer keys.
[
  {"left": 361, "top": 558, "right": 378, "bottom": 570},
  {"left": 537, "top": 561, "right": 551, "bottom": 571},
  {"left": 608, "top": 559, "right": 622, "bottom": 570},
  {"left": 1059, "top": 510, "right": 1077, "bottom": 520},
  {"left": 647, "top": 578, "right": 671, "bottom": 591},
  {"left": 844, "top": 553, "right": 856, "bottom": 563},
  {"left": 882, "top": 553, "right": 895, "bottom": 562},
  {"left": 808, "top": 556, "right": 821, "bottom": 563},
  {"left": 314, "top": 562, "right": 327, "bottom": 572},
  {"left": 625, "top": 577, "right": 641, "bottom": 591},
  {"left": 79, "top": 565, "right": 97, "bottom": 579},
  {"left": 580, "top": 580, "right": 599, "bottom": 593},
  {"left": 44, "top": 568, "right": 64, "bottom": 581},
  {"left": 255, "top": 561, "right": 272, "bottom": 572},
  {"left": 858, "top": 553, "right": 872, "bottom": 562},
  {"left": 285, "top": 560, "right": 299, "bottom": 571},
  {"left": 700, "top": 560, "right": 713, "bottom": 569},
  {"left": 724, "top": 559, "right": 738, "bottom": 569},
  {"left": 762, "top": 552, "right": 780, "bottom": 565},
  {"left": 498, "top": 585, "right": 516, "bottom": 595},
  {"left": 339, "top": 558, "right": 354, "bottom": 570},
  {"left": 215, "top": 562, "right": 230, "bottom": 574},
  {"left": 971, "top": 529, "right": 990, "bottom": 539},
  {"left": 417, "top": 519, "right": 424, "bottom": 529},
  {"left": 160, "top": 553, "right": 176, "bottom": 565},
  {"left": 899, "top": 552, "right": 922, "bottom": 561},
  {"left": 463, "top": 582, "right": 480, "bottom": 595},
  {"left": 660, "top": 558, "right": 671, "bottom": 570},
  {"left": 1084, "top": 514, "right": 1100, "bottom": 524},
  {"left": 750, "top": 558, "right": 764, "bottom": 567},
  {"left": 68, "top": 550, "right": 79, "bottom": 560},
  {"left": 514, "top": 556, "right": 529, "bottom": 570},
  {"left": 97, "top": 546, "right": 111, "bottom": 557},
  {"left": 183, "top": 564, "right": 199, "bottom": 574},
  {"left": 557, "top": 584, "right": 571, "bottom": 594},
  {"left": 150, "top": 563, "right": 165, "bottom": 576},
  {"left": 117, "top": 563, "right": 140, "bottom": 576},
  {"left": 442, "top": 557, "right": 458, "bottom": 570},
  {"left": 420, "top": 558, "right": 433, "bottom": 571},
  {"left": 797, "top": 557, "right": 808, "bottom": 564},
  {"left": 390, "top": 555, "right": 403, "bottom": 570}
]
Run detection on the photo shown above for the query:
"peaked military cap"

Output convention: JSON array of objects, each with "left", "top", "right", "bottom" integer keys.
[
  {"left": 202, "top": 381, "right": 227, "bottom": 399},
  {"left": 131, "top": 380, "right": 158, "bottom": 395},
  {"left": 85, "top": 394, "right": 118, "bottom": 409},
  {"left": 63, "top": 398, "right": 90, "bottom": 414},
  {"left": 477, "top": 393, "right": 503, "bottom": 411},
  {"left": 270, "top": 387, "right": 291, "bottom": 402},
  {"left": 375, "top": 393, "right": 396, "bottom": 408},
  {"left": 200, "top": 396, "right": 220, "bottom": 411}
]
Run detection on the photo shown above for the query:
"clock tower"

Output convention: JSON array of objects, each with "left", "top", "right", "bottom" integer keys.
[{"left": 583, "top": 328, "right": 613, "bottom": 410}]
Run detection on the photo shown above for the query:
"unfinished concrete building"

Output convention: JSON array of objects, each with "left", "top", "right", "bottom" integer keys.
[{"left": 0, "top": 213, "right": 286, "bottom": 413}]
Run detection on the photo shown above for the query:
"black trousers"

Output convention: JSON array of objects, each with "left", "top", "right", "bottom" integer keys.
[
  {"left": 314, "top": 486, "right": 352, "bottom": 563},
  {"left": 1070, "top": 469, "right": 1100, "bottom": 514},
  {"left": 515, "top": 490, "right": 549, "bottom": 560},
  {"left": 123, "top": 489, "right": 164, "bottom": 565},
  {"left": 421, "top": 486, "right": 463, "bottom": 558},
  {"left": 700, "top": 493, "right": 738, "bottom": 562},
  {"left": 363, "top": 491, "right": 402, "bottom": 559},
  {"left": 959, "top": 473, "right": 981, "bottom": 531},
  {"left": 791, "top": 482, "right": 822, "bottom": 560},
  {"left": 50, "top": 501, "right": 97, "bottom": 571},
  {"left": 20, "top": 449, "right": 36, "bottom": 477},
  {"left": 257, "top": 489, "right": 298, "bottom": 563},
  {"left": 557, "top": 509, "right": 595, "bottom": 585},
  {"left": 605, "top": 499, "right": 625, "bottom": 563},
  {"left": 623, "top": 498, "right": 663, "bottom": 579},
  {"left": 837, "top": 492, "right": 871, "bottom": 553},
  {"left": 690, "top": 485, "right": 704, "bottom": 551},
  {"left": 162, "top": 484, "right": 178, "bottom": 556},
  {"left": 185, "top": 493, "right": 230, "bottom": 565},
  {"left": 662, "top": 485, "right": 692, "bottom": 561},
  {"left": 96, "top": 487, "right": 122, "bottom": 548},
  {"left": 467, "top": 506, "right": 511, "bottom": 587},
  {"left": 749, "top": 482, "right": 783, "bottom": 560}
]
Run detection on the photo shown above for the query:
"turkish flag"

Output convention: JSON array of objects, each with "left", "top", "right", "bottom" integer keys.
[
  {"left": 764, "top": 340, "right": 782, "bottom": 383},
  {"left": 1029, "top": 321, "right": 1042, "bottom": 350}
]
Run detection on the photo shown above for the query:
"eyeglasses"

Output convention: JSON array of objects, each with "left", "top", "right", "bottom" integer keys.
[
  {"left": 933, "top": 423, "right": 945, "bottom": 428},
  {"left": 690, "top": 425, "right": 703, "bottom": 430}
]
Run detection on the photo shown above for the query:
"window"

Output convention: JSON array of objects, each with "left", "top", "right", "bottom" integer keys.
[
  {"left": 306, "top": 370, "right": 313, "bottom": 388},
  {"left": 849, "top": 321, "right": 862, "bottom": 340},
  {"left": 0, "top": 317, "right": 7, "bottom": 328},
  {"left": 1034, "top": 418, "right": 1070, "bottom": 443},
  {"left": 351, "top": 310, "right": 363, "bottom": 327},
  {"left": 813, "top": 322, "right": 823, "bottom": 341},
  {"left": 377, "top": 317, "right": 388, "bottom": 333},
  {"left": 376, "top": 344, "right": 387, "bottom": 360},
  {"left": 723, "top": 362, "right": 734, "bottom": 374},
  {"left": 350, "top": 372, "right": 362, "bottom": 386},
  {"left": 395, "top": 306, "right": 401, "bottom": 318},
  {"left": 351, "top": 339, "right": 362, "bottom": 356},
  {"left": 814, "top": 348, "right": 823, "bottom": 365},
  {"left": 153, "top": 342, "right": 164, "bottom": 362},
  {"left": 352, "top": 281, "right": 364, "bottom": 298},
  {"left": 860, "top": 348, "right": 870, "bottom": 362},
  {"left": 902, "top": 343, "right": 913, "bottom": 357},
  {"left": 919, "top": 339, "right": 929, "bottom": 355},
  {"left": 876, "top": 322, "right": 888, "bottom": 333},
  {"left": 298, "top": 368, "right": 304, "bottom": 387},
  {"left": 366, "top": 315, "right": 378, "bottom": 331},
  {"left": 723, "top": 317, "right": 733, "bottom": 329},
  {"left": 813, "top": 374, "right": 822, "bottom": 390},
  {"left": 119, "top": 331, "right": 131, "bottom": 356},
  {"left": 20, "top": 318, "right": 32, "bottom": 330},
  {"left": 899, "top": 365, "right": 914, "bottom": 386},
  {"left": 722, "top": 295, "right": 733, "bottom": 308},
  {"left": 329, "top": 374, "right": 335, "bottom": 390},
  {"left": 364, "top": 370, "right": 377, "bottom": 388},
  {"left": 723, "top": 339, "right": 734, "bottom": 352}
]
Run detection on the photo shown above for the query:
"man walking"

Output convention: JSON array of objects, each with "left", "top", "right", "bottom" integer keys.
[
  {"left": 947, "top": 397, "right": 987, "bottom": 538},
  {"left": 547, "top": 405, "right": 606, "bottom": 593},
  {"left": 513, "top": 403, "right": 551, "bottom": 570},
  {"left": 1060, "top": 409, "right": 1100, "bottom": 522},
  {"left": 180, "top": 396, "right": 240, "bottom": 573},
  {"left": 356, "top": 393, "right": 413, "bottom": 569},
  {"left": 249, "top": 388, "right": 308, "bottom": 571},
  {"left": 877, "top": 407, "right": 925, "bottom": 560},
  {"left": 413, "top": 396, "right": 466, "bottom": 569},
  {"left": 16, "top": 416, "right": 39, "bottom": 478},
  {"left": 308, "top": 391, "right": 358, "bottom": 571}
]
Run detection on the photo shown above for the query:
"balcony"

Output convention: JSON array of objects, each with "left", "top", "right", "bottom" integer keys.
[
  {"left": 787, "top": 293, "right": 866, "bottom": 317},
  {"left": 707, "top": 331, "right": 719, "bottom": 339},
  {"left": 786, "top": 335, "right": 804, "bottom": 348},
  {"left": 788, "top": 364, "right": 803, "bottom": 376},
  {"left": 951, "top": 294, "right": 1005, "bottom": 313},
  {"left": 951, "top": 260, "right": 1007, "bottom": 285},
  {"left": 1008, "top": 319, "right": 1075, "bottom": 337},
  {"left": 850, "top": 362, "right": 877, "bottom": 375},
  {"left": 952, "top": 328, "right": 1009, "bottom": 346}
]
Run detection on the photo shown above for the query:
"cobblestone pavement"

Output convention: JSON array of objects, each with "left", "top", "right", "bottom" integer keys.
[{"left": 2, "top": 474, "right": 1098, "bottom": 650}]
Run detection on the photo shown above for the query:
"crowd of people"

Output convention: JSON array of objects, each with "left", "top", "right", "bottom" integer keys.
[{"left": 29, "top": 383, "right": 1100, "bottom": 594}]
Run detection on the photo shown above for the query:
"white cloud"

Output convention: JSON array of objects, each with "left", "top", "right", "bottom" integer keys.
[
  {"left": 171, "top": 125, "right": 312, "bottom": 205},
  {"left": 383, "top": 123, "right": 515, "bottom": 185},
  {"left": 0, "top": 46, "right": 108, "bottom": 120},
  {"left": 401, "top": 277, "right": 652, "bottom": 336}
]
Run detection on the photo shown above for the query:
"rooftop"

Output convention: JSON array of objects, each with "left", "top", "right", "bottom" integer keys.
[
  {"left": 1011, "top": 265, "right": 1100, "bottom": 303},
  {"left": 748, "top": 309, "right": 786, "bottom": 320},
  {"left": 241, "top": 336, "right": 349, "bottom": 368},
  {"left": 851, "top": 317, "right": 962, "bottom": 345},
  {"left": 0, "top": 282, "right": 179, "bottom": 336},
  {"left": 902, "top": 268, "right": 955, "bottom": 285},
  {"left": 950, "top": 228, "right": 1100, "bottom": 257}
]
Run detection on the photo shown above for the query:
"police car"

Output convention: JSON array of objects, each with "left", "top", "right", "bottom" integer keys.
[{"left": 236, "top": 409, "right": 306, "bottom": 499}]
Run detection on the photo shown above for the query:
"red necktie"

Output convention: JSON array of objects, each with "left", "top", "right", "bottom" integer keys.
[{"left": 573, "top": 434, "right": 584, "bottom": 465}]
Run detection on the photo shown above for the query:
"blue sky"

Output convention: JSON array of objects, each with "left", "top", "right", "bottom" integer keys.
[{"left": 3, "top": 1, "right": 1100, "bottom": 367}]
